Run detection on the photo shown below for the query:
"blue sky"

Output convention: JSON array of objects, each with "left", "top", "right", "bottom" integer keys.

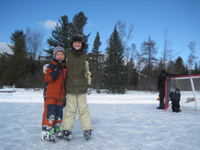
[{"left": 0, "top": 0, "right": 200, "bottom": 65}]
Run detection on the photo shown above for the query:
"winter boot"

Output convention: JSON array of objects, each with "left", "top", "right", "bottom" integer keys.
[
  {"left": 41, "top": 131, "right": 56, "bottom": 142},
  {"left": 62, "top": 130, "right": 72, "bottom": 141},
  {"left": 54, "top": 127, "right": 63, "bottom": 139},
  {"left": 83, "top": 130, "right": 92, "bottom": 140}
]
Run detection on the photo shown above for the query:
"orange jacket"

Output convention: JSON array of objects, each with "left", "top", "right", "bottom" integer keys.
[{"left": 44, "top": 60, "right": 67, "bottom": 101}]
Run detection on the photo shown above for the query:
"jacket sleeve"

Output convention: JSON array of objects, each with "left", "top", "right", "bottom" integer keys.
[
  {"left": 85, "top": 56, "right": 93, "bottom": 88},
  {"left": 167, "top": 72, "right": 176, "bottom": 77},
  {"left": 45, "top": 64, "right": 60, "bottom": 82}
]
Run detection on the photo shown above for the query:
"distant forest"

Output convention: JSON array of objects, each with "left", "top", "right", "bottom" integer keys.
[{"left": 0, "top": 11, "right": 199, "bottom": 93}]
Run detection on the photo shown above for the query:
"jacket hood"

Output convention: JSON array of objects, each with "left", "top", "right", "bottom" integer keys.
[{"left": 161, "top": 70, "right": 167, "bottom": 74}]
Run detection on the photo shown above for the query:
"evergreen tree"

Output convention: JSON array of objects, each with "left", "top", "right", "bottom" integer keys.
[
  {"left": 192, "top": 62, "right": 199, "bottom": 75},
  {"left": 104, "top": 26, "right": 128, "bottom": 94},
  {"left": 127, "top": 58, "right": 138, "bottom": 90},
  {"left": 89, "top": 32, "right": 104, "bottom": 91},
  {"left": 71, "top": 11, "right": 90, "bottom": 53},
  {"left": 72, "top": 11, "right": 87, "bottom": 34},
  {"left": 140, "top": 63, "right": 157, "bottom": 91},
  {"left": 174, "top": 56, "right": 188, "bottom": 75},
  {"left": 166, "top": 60, "right": 175, "bottom": 74},
  {"left": 0, "top": 53, "right": 10, "bottom": 86},
  {"left": 7, "top": 30, "right": 29, "bottom": 87},
  {"left": 0, "top": 56, "right": 4, "bottom": 87},
  {"left": 44, "top": 11, "right": 89, "bottom": 60},
  {"left": 44, "top": 15, "right": 72, "bottom": 61}
]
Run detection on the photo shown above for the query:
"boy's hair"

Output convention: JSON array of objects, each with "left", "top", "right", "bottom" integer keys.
[
  {"left": 175, "top": 88, "right": 180, "bottom": 92},
  {"left": 53, "top": 46, "right": 65, "bottom": 59},
  {"left": 70, "top": 33, "right": 86, "bottom": 49}
]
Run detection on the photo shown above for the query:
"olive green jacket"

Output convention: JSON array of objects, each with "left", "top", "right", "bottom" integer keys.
[{"left": 65, "top": 49, "right": 93, "bottom": 94}]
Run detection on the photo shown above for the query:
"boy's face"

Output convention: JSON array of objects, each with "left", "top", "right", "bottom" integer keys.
[
  {"left": 73, "top": 41, "right": 82, "bottom": 50},
  {"left": 55, "top": 51, "right": 65, "bottom": 61}
]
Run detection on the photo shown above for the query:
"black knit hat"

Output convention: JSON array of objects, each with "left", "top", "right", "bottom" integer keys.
[{"left": 70, "top": 33, "right": 86, "bottom": 49}]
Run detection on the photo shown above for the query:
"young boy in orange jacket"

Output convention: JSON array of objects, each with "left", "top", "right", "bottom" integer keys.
[{"left": 41, "top": 46, "right": 67, "bottom": 142}]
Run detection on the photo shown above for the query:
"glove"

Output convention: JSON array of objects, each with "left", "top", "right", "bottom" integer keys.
[
  {"left": 56, "top": 62, "right": 63, "bottom": 70},
  {"left": 87, "top": 88, "right": 92, "bottom": 95},
  {"left": 43, "top": 64, "right": 49, "bottom": 74}
]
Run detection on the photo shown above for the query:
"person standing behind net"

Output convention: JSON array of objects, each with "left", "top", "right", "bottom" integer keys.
[
  {"left": 157, "top": 70, "right": 176, "bottom": 109},
  {"left": 62, "top": 34, "right": 93, "bottom": 141}
]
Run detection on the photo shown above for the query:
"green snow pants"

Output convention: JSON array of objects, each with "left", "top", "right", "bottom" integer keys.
[{"left": 62, "top": 93, "right": 92, "bottom": 131}]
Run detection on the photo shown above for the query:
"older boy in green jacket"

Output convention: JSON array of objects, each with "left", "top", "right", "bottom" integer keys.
[{"left": 62, "top": 34, "right": 93, "bottom": 141}]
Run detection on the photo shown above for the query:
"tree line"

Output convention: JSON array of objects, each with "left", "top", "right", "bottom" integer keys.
[{"left": 0, "top": 11, "right": 199, "bottom": 93}]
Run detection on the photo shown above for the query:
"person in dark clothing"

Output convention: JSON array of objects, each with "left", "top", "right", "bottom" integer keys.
[
  {"left": 157, "top": 70, "right": 176, "bottom": 109},
  {"left": 169, "top": 88, "right": 181, "bottom": 112}
]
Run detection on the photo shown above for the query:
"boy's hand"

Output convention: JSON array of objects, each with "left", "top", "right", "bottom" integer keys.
[
  {"left": 87, "top": 88, "right": 92, "bottom": 95},
  {"left": 56, "top": 62, "right": 63, "bottom": 70},
  {"left": 43, "top": 64, "right": 49, "bottom": 74}
]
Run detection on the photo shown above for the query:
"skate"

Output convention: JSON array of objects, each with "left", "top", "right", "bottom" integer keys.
[
  {"left": 41, "top": 131, "right": 56, "bottom": 142},
  {"left": 63, "top": 130, "right": 72, "bottom": 141},
  {"left": 83, "top": 130, "right": 92, "bottom": 140},
  {"left": 54, "top": 127, "right": 63, "bottom": 139}
]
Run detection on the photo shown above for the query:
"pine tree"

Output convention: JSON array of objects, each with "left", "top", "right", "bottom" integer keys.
[
  {"left": 89, "top": 32, "right": 103, "bottom": 91},
  {"left": 71, "top": 11, "right": 90, "bottom": 53},
  {"left": 0, "top": 57, "right": 3, "bottom": 87},
  {"left": 127, "top": 58, "right": 138, "bottom": 90},
  {"left": 0, "top": 53, "right": 9, "bottom": 86},
  {"left": 44, "top": 11, "right": 89, "bottom": 60},
  {"left": 43, "top": 15, "right": 72, "bottom": 61},
  {"left": 174, "top": 56, "right": 188, "bottom": 75},
  {"left": 104, "top": 26, "right": 128, "bottom": 94},
  {"left": 7, "top": 30, "right": 29, "bottom": 87},
  {"left": 166, "top": 60, "right": 175, "bottom": 74},
  {"left": 192, "top": 62, "right": 199, "bottom": 75}
]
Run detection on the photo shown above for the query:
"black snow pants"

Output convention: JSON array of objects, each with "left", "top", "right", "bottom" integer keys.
[
  {"left": 159, "top": 87, "right": 165, "bottom": 108},
  {"left": 172, "top": 101, "right": 180, "bottom": 112}
]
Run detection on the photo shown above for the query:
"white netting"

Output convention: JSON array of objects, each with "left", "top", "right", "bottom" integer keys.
[{"left": 165, "top": 75, "right": 200, "bottom": 111}]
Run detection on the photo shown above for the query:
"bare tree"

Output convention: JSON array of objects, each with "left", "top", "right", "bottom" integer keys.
[
  {"left": 141, "top": 36, "right": 158, "bottom": 76},
  {"left": 26, "top": 27, "right": 44, "bottom": 60},
  {"left": 130, "top": 43, "right": 136, "bottom": 60},
  {"left": 116, "top": 20, "right": 134, "bottom": 63},
  {"left": 188, "top": 41, "right": 196, "bottom": 75},
  {"left": 135, "top": 48, "right": 145, "bottom": 78},
  {"left": 161, "top": 28, "right": 174, "bottom": 69}
]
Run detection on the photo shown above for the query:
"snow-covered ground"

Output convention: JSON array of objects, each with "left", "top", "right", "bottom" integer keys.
[{"left": 0, "top": 88, "right": 199, "bottom": 150}]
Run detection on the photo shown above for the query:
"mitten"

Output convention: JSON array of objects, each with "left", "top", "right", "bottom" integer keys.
[
  {"left": 43, "top": 64, "right": 49, "bottom": 74},
  {"left": 56, "top": 62, "right": 63, "bottom": 70}
]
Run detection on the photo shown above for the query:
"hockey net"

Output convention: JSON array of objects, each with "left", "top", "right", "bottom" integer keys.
[{"left": 165, "top": 75, "right": 200, "bottom": 111}]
